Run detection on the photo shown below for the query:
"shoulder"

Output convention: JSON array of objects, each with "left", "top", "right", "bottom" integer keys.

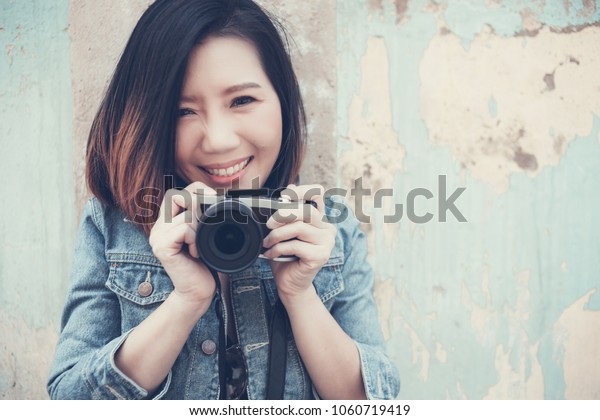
[
  {"left": 79, "top": 196, "right": 121, "bottom": 233},
  {"left": 79, "top": 196, "right": 150, "bottom": 251}
]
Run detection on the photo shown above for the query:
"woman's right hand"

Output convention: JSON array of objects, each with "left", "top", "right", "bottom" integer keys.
[{"left": 149, "top": 181, "right": 217, "bottom": 309}]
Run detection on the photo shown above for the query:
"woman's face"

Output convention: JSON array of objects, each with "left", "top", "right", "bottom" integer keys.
[{"left": 175, "top": 36, "right": 282, "bottom": 190}]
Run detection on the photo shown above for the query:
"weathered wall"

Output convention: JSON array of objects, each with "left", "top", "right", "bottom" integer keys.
[
  {"left": 1, "top": 0, "right": 599, "bottom": 399},
  {"left": 337, "top": 0, "right": 600, "bottom": 399},
  {"left": 0, "top": 0, "right": 75, "bottom": 399}
]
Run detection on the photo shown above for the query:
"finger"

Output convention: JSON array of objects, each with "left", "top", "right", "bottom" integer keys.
[
  {"left": 152, "top": 208, "right": 199, "bottom": 242},
  {"left": 185, "top": 181, "right": 217, "bottom": 222},
  {"left": 188, "top": 239, "right": 200, "bottom": 259},
  {"left": 182, "top": 223, "right": 199, "bottom": 256},
  {"left": 151, "top": 209, "right": 202, "bottom": 249},
  {"left": 165, "top": 208, "right": 198, "bottom": 231},
  {"left": 263, "top": 240, "right": 330, "bottom": 267},
  {"left": 280, "top": 184, "right": 325, "bottom": 214},
  {"left": 157, "top": 182, "right": 217, "bottom": 224},
  {"left": 156, "top": 188, "right": 184, "bottom": 224},
  {"left": 150, "top": 222, "right": 198, "bottom": 260},
  {"left": 263, "top": 220, "right": 334, "bottom": 248},
  {"left": 156, "top": 189, "right": 194, "bottom": 224},
  {"left": 267, "top": 203, "right": 329, "bottom": 230}
]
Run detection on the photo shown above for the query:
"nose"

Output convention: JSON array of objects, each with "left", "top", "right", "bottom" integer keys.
[{"left": 200, "top": 112, "right": 240, "bottom": 154}]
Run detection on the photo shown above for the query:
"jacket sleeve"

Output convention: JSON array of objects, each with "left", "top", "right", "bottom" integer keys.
[
  {"left": 47, "top": 198, "right": 170, "bottom": 399},
  {"left": 327, "top": 198, "right": 401, "bottom": 400}
]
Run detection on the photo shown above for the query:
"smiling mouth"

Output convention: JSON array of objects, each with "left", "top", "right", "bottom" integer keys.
[{"left": 200, "top": 157, "right": 253, "bottom": 177}]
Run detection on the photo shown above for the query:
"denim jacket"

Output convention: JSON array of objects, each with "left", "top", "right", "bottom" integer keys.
[{"left": 47, "top": 195, "right": 400, "bottom": 400}]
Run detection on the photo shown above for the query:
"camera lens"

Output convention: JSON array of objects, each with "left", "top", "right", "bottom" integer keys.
[
  {"left": 213, "top": 224, "right": 245, "bottom": 255},
  {"left": 196, "top": 199, "right": 264, "bottom": 273}
]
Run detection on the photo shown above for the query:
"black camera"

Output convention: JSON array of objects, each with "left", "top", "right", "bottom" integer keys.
[{"left": 195, "top": 188, "right": 316, "bottom": 273}]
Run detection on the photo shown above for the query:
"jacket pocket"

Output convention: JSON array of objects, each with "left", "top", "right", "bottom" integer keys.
[{"left": 105, "top": 253, "right": 174, "bottom": 331}]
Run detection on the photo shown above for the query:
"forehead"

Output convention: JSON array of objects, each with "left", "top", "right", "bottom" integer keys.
[{"left": 182, "top": 36, "right": 269, "bottom": 93}]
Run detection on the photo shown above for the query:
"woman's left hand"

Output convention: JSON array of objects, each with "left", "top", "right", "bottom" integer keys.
[{"left": 262, "top": 184, "right": 337, "bottom": 306}]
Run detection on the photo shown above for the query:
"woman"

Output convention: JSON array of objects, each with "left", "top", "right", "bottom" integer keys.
[{"left": 48, "top": 0, "right": 399, "bottom": 400}]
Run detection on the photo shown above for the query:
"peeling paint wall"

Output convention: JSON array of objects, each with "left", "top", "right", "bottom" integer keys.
[
  {"left": 2, "top": 0, "right": 600, "bottom": 400},
  {"left": 337, "top": 0, "right": 600, "bottom": 399}
]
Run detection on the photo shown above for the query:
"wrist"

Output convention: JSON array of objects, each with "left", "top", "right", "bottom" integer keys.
[
  {"left": 278, "top": 285, "right": 320, "bottom": 313},
  {"left": 167, "top": 289, "right": 214, "bottom": 320}
]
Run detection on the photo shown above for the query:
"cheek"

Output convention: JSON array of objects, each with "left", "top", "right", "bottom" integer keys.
[
  {"left": 174, "top": 127, "right": 196, "bottom": 160},
  {"left": 254, "top": 130, "right": 281, "bottom": 162},
  {"left": 252, "top": 104, "right": 282, "bottom": 152}
]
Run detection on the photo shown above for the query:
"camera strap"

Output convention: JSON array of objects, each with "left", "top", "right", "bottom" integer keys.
[
  {"left": 267, "top": 299, "right": 288, "bottom": 399},
  {"left": 209, "top": 267, "right": 228, "bottom": 400},
  {"left": 208, "top": 267, "right": 288, "bottom": 400}
]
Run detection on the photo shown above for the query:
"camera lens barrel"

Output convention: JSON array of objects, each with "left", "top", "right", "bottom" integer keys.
[{"left": 196, "top": 199, "right": 264, "bottom": 273}]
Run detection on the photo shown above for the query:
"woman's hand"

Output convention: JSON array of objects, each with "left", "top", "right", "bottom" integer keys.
[
  {"left": 262, "top": 184, "right": 337, "bottom": 307},
  {"left": 149, "top": 181, "right": 217, "bottom": 308}
]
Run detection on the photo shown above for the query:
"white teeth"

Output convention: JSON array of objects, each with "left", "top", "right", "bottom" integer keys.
[{"left": 205, "top": 158, "right": 250, "bottom": 176}]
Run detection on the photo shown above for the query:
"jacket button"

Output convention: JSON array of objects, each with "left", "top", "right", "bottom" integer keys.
[
  {"left": 201, "top": 339, "right": 217, "bottom": 355},
  {"left": 137, "top": 282, "right": 153, "bottom": 297}
]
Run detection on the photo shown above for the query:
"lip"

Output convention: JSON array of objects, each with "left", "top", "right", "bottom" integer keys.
[
  {"left": 199, "top": 157, "right": 253, "bottom": 186},
  {"left": 200, "top": 156, "right": 252, "bottom": 170}
]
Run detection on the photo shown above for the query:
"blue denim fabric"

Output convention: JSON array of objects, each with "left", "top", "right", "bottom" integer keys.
[{"left": 47, "top": 196, "right": 400, "bottom": 399}]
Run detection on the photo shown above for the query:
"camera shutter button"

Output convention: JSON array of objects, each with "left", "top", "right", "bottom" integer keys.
[{"left": 201, "top": 339, "right": 217, "bottom": 355}]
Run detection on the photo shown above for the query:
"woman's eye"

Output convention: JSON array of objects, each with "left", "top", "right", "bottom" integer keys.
[
  {"left": 178, "top": 108, "right": 195, "bottom": 117},
  {"left": 231, "top": 96, "right": 255, "bottom": 107}
]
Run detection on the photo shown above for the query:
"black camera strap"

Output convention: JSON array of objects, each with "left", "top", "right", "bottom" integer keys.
[
  {"left": 267, "top": 299, "right": 288, "bottom": 399},
  {"left": 209, "top": 267, "right": 228, "bottom": 400},
  {"left": 208, "top": 267, "right": 288, "bottom": 400}
]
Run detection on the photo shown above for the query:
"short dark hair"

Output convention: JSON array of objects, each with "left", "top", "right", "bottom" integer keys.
[{"left": 86, "top": 0, "right": 306, "bottom": 234}]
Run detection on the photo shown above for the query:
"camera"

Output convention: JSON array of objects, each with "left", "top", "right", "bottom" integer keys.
[{"left": 195, "top": 188, "right": 316, "bottom": 273}]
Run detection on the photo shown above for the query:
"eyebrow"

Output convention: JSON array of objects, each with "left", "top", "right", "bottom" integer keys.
[
  {"left": 180, "top": 82, "right": 262, "bottom": 103},
  {"left": 223, "top": 82, "right": 262, "bottom": 95}
]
